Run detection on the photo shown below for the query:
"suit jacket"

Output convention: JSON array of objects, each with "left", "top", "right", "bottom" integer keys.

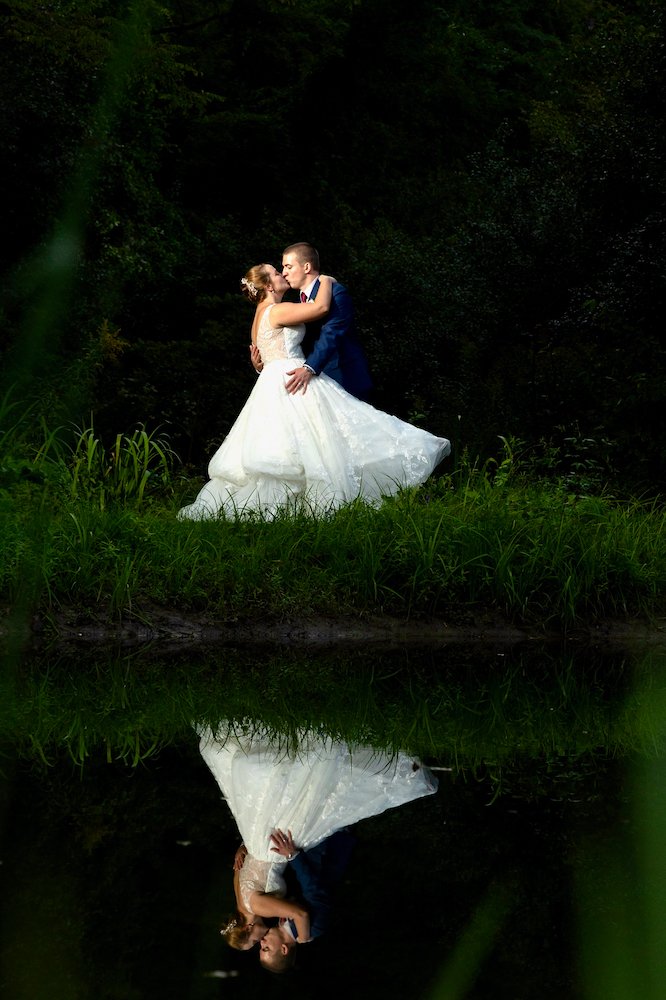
[
  {"left": 296, "top": 278, "right": 373, "bottom": 401},
  {"left": 286, "top": 829, "right": 356, "bottom": 940}
]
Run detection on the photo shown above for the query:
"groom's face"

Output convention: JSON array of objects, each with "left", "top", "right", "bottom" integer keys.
[
  {"left": 259, "top": 927, "right": 287, "bottom": 961},
  {"left": 282, "top": 252, "right": 309, "bottom": 291}
]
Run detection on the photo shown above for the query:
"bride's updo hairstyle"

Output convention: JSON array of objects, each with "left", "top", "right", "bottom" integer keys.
[
  {"left": 240, "top": 264, "right": 272, "bottom": 304},
  {"left": 220, "top": 911, "right": 252, "bottom": 950}
]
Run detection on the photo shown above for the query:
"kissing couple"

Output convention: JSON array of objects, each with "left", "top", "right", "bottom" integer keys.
[
  {"left": 179, "top": 242, "right": 450, "bottom": 521},
  {"left": 197, "top": 724, "right": 438, "bottom": 972},
  {"left": 226, "top": 825, "right": 357, "bottom": 973}
]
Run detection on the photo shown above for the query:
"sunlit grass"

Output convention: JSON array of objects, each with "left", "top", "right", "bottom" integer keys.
[
  {"left": 2, "top": 410, "right": 666, "bottom": 627},
  {"left": 2, "top": 475, "right": 666, "bottom": 629}
]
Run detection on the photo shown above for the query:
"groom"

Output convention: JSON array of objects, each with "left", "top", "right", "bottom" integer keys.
[
  {"left": 281, "top": 242, "right": 373, "bottom": 401},
  {"left": 258, "top": 827, "right": 356, "bottom": 974}
]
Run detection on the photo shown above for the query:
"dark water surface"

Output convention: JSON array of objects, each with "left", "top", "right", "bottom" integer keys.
[{"left": 2, "top": 639, "right": 666, "bottom": 1000}]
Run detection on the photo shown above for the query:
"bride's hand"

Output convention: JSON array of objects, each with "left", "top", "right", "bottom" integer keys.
[
  {"left": 233, "top": 844, "right": 248, "bottom": 870},
  {"left": 270, "top": 828, "right": 300, "bottom": 860},
  {"left": 250, "top": 343, "right": 263, "bottom": 373}
]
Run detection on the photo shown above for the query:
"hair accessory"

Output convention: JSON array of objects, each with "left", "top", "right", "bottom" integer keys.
[
  {"left": 241, "top": 277, "right": 257, "bottom": 294},
  {"left": 221, "top": 918, "right": 238, "bottom": 935}
]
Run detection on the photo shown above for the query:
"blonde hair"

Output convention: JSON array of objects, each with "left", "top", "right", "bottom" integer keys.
[
  {"left": 220, "top": 911, "right": 252, "bottom": 950},
  {"left": 240, "top": 264, "right": 272, "bottom": 304}
]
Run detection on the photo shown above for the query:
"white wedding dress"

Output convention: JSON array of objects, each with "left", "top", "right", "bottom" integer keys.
[
  {"left": 198, "top": 725, "right": 438, "bottom": 910},
  {"left": 179, "top": 307, "right": 450, "bottom": 519}
]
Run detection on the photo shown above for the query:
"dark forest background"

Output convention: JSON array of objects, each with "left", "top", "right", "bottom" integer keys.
[{"left": 1, "top": 0, "right": 665, "bottom": 489}]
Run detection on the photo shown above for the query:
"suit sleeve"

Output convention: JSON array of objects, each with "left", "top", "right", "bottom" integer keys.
[
  {"left": 289, "top": 850, "right": 333, "bottom": 940},
  {"left": 305, "top": 282, "right": 354, "bottom": 375}
]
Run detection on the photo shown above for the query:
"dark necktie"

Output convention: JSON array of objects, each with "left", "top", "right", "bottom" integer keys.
[{"left": 300, "top": 292, "right": 307, "bottom": 303}]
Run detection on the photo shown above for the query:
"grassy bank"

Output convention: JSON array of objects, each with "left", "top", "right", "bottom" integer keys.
[
  {"left": 2, "top": 474, "right": 666, "bottom": 629},
  {"left": 2, "top": 414, "right": 666, "bottom": 628}
]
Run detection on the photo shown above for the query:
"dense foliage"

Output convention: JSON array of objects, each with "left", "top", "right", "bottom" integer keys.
[{"left": 1, "top": 0, "right": 665, "bottom": 488}]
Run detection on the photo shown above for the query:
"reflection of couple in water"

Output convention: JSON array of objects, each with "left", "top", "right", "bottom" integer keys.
[{"left": 198, "top": 726, "right": 438, "bottom": 973}]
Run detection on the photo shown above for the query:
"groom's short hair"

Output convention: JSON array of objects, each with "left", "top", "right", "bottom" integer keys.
[
  {"left": 260, "top": 947, "right": 297, "bottom": 975},
  {"left": 283, "top": 242, "right": 320, "bottom": 272}
]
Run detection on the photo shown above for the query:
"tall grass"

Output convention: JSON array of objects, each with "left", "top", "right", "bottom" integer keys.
[
  {"left": 1, "top": 393, "right": 177, "bottom": 501},
  {"left": 2, "top": 413, "right": 666, "bottom": 626},
  {"left": 66, "top": 422, "right": 178, "bottom": 506},
  {"left": 5, "top": 479, "right": 666, "bottom": 627}
]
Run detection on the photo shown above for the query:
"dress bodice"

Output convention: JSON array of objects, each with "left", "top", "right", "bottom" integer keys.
[
  {"left": 257, "top": 305, "right": 305, "bottom": 365},
  {"left": 238, "top": 854, "right": 287, "bottom": 913}
]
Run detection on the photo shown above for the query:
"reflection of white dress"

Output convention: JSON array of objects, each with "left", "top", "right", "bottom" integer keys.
[
  {"left": 179, "top": 307, "right": 450, "bottom": 519},
  {"left": 198, "top": 725, "right": 438, "bottom": 910}
]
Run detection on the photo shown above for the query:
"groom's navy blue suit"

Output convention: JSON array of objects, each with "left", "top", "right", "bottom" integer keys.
[
  {"left": 286, "top": 829, "right": 356, "bottom": 941},
  {"left": 292, "top": 278, "right": 373, "bottom": 402}
]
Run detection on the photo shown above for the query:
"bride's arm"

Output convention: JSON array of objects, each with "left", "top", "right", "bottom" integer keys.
[
  {"left": 269, "top": 276, "right": 335, "bottom": 328},
  {"left": 294, "top": 910, "right": 311, "bottom": 943},
  {"left": 249, "top": 892, "right": 312, "bottom": 943},
  {"left": 249, "top": 890, "right": 306, "bottom": 921}
]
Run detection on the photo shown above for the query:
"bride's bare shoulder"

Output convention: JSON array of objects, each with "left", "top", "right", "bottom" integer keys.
[{"left": 253, "top": 303, "right": 274, "bottom": 334}]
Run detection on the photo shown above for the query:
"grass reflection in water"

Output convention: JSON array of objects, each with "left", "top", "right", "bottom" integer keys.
[
  {"left": 3, "top": 643, "right": 665, "bottom": 774},
  {"left": 2, "top": 642, "right": 666, "bottom": 998}
]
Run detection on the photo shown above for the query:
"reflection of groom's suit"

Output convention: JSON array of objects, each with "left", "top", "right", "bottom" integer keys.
[
  {"left": 286, "top": 829, "right": 356, "bottom": 941},
  {"left": 288, "top": 279, "right": 373, "bottom": 402}
]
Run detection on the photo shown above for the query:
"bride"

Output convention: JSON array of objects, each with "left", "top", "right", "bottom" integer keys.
[
  {"left": 197, "top": 724, "right": 438, "bottom": 950},
  {"left": 178, "top": 263, "right": 450, "bottom": 520}
]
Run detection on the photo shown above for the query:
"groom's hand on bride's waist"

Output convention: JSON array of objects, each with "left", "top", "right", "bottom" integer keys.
[
  {"left": 285, "top": 366, "right": 314, "bottom": 395},
  {"left": 270, "top": 828, "right": 301, "bottom": 860}
]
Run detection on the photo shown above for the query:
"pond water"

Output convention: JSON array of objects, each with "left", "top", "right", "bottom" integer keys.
[{"left": 2, "top": 639, "right": 666, "bottom": 1000}]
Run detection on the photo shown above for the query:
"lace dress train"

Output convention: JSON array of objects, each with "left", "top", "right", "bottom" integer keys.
[{"left": 198, "top": 725, "right": 438, "bottom": 902}]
